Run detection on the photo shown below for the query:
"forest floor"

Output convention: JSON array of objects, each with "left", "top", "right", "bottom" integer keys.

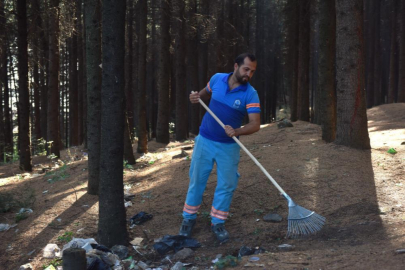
[{"left": 0, "top": 103, "right": 405, "bottom": 270}]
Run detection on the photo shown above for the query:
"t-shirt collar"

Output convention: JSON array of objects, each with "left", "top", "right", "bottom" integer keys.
[{"left": 223, "top": 72, "right": 248, "bottom": 92}]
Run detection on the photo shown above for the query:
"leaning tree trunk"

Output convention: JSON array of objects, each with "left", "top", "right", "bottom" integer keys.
[
  {"left": 318, "top": 0, "right": 336, "bottom": 142},
  {"left": 98, "top": 0, "right": 128, "bottom": 247},
  {"left": 17, "top": 0, "right": 32, "bottom": 171},
  {"left": 136, "top": 0, "right": 148, "bottom": 153},
  {"left": 156, "top": 0, "right": 171, "bottom": 143},
  {"left": 47, "top": 0, "right": 61, "bottom": 157},
  {"left": 335, "top": 0, "right": 370, "bottom": 149},
  {"left": 84, "top": 0, "right": 102, "bottom": 195}
]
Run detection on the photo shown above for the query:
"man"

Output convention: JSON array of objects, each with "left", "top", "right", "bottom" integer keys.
[{"left": 179, "top": 53, "right": 261, "bottom": 243}]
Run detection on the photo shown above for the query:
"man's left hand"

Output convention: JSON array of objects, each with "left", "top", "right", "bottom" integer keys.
[{"left": 224, "top": 125, "right": 238, "bottom": 137}]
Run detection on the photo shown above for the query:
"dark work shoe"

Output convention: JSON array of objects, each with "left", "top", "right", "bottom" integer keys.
[
  {"left": 179, "top": 219, "right": 196, "bottom": 237},
  {"left": 211, "top": 223, "right": 230, "bottom": 243}
]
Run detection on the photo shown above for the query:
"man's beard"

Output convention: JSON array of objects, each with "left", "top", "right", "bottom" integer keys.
[{"left": 235, "top": 69, "right": 249, "bottom": 84}]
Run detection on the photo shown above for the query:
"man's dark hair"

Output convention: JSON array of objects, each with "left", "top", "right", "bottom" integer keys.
[{"left": 235, "top": 53, "right": 256, "bottom": 66}]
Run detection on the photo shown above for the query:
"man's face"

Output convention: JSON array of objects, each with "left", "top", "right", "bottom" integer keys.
[{"left": 234, "top": 57, "right": 257, "bottom": 84}]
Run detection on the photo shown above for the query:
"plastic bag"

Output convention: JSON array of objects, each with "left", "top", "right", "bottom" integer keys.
[
  {"left": 129, "top": 211, "right": 153, "bottom": 225},
  {"left": 153, "top": 235, "right": 201, "bottom": 255}
]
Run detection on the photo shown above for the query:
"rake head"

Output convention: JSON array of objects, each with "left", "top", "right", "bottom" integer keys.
[{"left": 283, "top": 195, "right": 326, "bottom": 238}]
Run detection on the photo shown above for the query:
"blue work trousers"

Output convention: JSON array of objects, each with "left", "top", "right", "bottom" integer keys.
[{"left": 183, "top": 135, "right": 241, "bottom": 224}]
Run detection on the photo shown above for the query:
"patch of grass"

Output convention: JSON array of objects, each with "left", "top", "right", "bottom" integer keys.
[
  {"left": 0, "top": 192, "right": 14, "bottom": 213},
  {"left": 42, "top": 258, "right": 62, "bottom": 269},
  {"left": 57, "top": 231, "right": 73, "bottom": 243},
  {"left": 15, "top": 212, "right": 29, "bottom": 223},
  {"left": 47, "top": 164, "right": 70, "bottom": 183},
  {"left": 0, "top": 188, "right": 36, "bottom": 213},
  {"left": 254, "top": 209, "right": 264, "bottom": 215}
]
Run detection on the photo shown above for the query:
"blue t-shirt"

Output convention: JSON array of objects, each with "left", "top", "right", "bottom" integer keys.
[{"left": 199, "top": 73, "right": 261, "bottom": 143}]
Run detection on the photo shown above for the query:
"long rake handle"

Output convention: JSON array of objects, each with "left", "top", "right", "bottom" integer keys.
[{"left": 198, "top": 98, "right": 288, "bottom": 197}]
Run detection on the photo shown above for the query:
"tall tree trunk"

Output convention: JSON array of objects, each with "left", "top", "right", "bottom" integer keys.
[
  {"left": 125, "top": 0, "right": 134, "bottom": 135},
  {"left": 335, "top": 0, "right": 370, "bottom": 149},
  {"left": 123, "top": 113, "right": 135, "bottom": 164},
  {"left": 397, "top": 0, "right": 405, "bottom": 102},
  {"left": 84, "top": 0, "right": 102, "bottom": 195},
  {"left": 290, "top": 2, "right": 299, "bottom": 122},
  {"left": 0, "top": 0, "right": 7, "bottom": 159},
  {"left": 17, "top": 0, "right": 32, "bottom": 171},
  {"left": 47, "top": 0, "right": 61, "bottom": 157},
  {"left": 156, "top": 0, "right": 171, "bottom": 143},
  {"left": 69, "top": 2, "right": 79, "bottom": 146},
  {"left": 173, "top": 0, "right": 188, "bottom": 141},
  {"left": 136, "top": 0, "right": 148, "bottom": 153},
  {"left": 98, "top": 0, "right": 128, "bottom": 247},
  {"left": 387, "top": 0, "right": 398, "bottom": 103},
  {"left": 297, "top": 0, "right": 310, "bottom": 121},
  {"left": 77, "top": 0, "right": 84, "bottom": 145},
  {"left": 40, "top": 0, "right": 48, "bottom": 142},
  {"left": 365, "top": 0, "right": 375, "bottom": 107},
  {"left": 207, "top": 1, "right": 220, "bottom": 77},
  {"left": 318, "top": 0, "right": 336, "bottom": 142},
  {"left": 373, "top": 0, "right": 382, "bottom": 106},
  {"left": 186, "top": 0, "right": 200, "bottom": 135},
  {"left": 32, "top": 0, "right": 42, "bottom": 141}
]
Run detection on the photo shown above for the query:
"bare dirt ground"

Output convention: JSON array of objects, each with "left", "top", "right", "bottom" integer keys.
[{"left": 1, "top": 103, "right": 404, "bottom": 270}]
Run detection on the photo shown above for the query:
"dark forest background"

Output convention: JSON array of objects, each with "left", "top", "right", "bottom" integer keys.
[{"left": 0, "top": 0, "right": 404, "bottom": 247}]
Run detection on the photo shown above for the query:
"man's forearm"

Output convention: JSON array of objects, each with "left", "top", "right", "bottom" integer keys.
[{"left": 235, "top": 121, "right": 260, "bottom": 136}]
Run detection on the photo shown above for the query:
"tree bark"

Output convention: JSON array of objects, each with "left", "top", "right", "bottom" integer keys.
[
  {"left": 317, "top": 0, "right": 336, "bottom": 142},
  {"left": 0, "top": 0, "right": 7, "bottom": 159},
  {"left": 123, "top": 113, "right": 135, "bottom": 164},
  {"left": 156, "top": 0, "right": 171, "bottom": 143},
  {"left": 98, "top": 0, "right": 128, "bottom": 247},
  {"left": 397, "top": 0, "right": 405, "bottom": 102},
  {"left": 335, "top": 0, "right": 370, "bottom": 149},
  {"left": 387, "top": 0, "right": 398, "bottom": 103},
  {"left": 47, "top": 0, "right": 61, "bottom": 157},
  {"left": 297, "top": 0, "right": 310, "bottom": 121},
  {"left": 136, "top": 0, "right": 148, "bottom": 153},
  {"left": 77, "top": 0, "right": 85, "bottom": 145},
  {"left": 69, "top": 19, "right": 79, "bottom": 146},
  {"left": 173, "top": 0, "right": 188, "bottom": 141},
  {"left": 17, "top": 0, "right": 32, "bottom": 170},
  {"left": 84, "top": 0, "right": 101, "bottom": 195},
  {"left": 365, "top": 0, "right": 375, "bottom": 108},
  {"left": 373, "top": 0, "right": 382, "bottom": 106}
]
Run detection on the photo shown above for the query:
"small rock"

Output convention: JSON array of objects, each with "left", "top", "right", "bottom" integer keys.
[
  {"left": 263, "top": 213, "right": 283, "bottom": 222},
  {"left": 278, "top": 244, "right": 294, "bottom": 251},
  {"left": 137, "top": 261, "right": 149, "bottom": 270},
  {"left": 395, "top": 249, "right": 405, "bottom": 254},
  {"left": 111, "top": 245, "right": 129, "bottom": 260},
  {"left": 171, "top": 262, "right": 183, "bottom": 270},
  {"left": 173, "top": 248, "right": 194, "bottom": 260},
  {"left": 19, "top": 263, "right": 33, "bottom": 270},
  {"left": 277, "top": 119, "right": 293, "bottom": 129}
]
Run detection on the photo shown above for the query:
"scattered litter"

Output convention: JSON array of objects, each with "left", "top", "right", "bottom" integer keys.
[
  {"left": 0, "top": 224, "right": 11, "bottom": 232},
  {"left": 19, "top": 208, "right": 33, "bottom": 214},
  {"left": 56, "top": 218, "right": 62, "bottom": 223},
  {"left": 129, "top": 211, "right": 153, "bottom": 225},
  {"left": 87, "top": 257, "right": 110, "bottom": 270},
  {"left": 244, "top": 262, "right": 265, "bottom": 267},
  {"left": 249, "top": 256, "right": 260, "bottom": 261},
  {"left": 111, "top": 245, "right": 129, "bottom": 259},
  {"left": 130, "top": 237, "right": 144, "bottom": 246},
  {"left": 43, "top": 243, "right": 61, "bottom": 258},
  {"left": 387, "top": 148, "right": 397, "bottom": 154},
  {"left": 82, "top": 205, "right": 90, "bottom": 208},
  {"left": 27, "top": 249, "right": 36, "bottom": 256},
  {"left": 153, "top": 235, "right": 201, "bottom": 255},
  {"left": 256, "top": 219, "right": 260, "bottom": 222},
  {"left": 395, "top": 249, "right": 405, "bottom": 254},
  {"left": 172, "top": 247, "right": 194, "bottom": 260},
  {"left": 213, "top": 255, "right": 239, "bottom": 269},
  {"left": 238, "top": 246, "right": 266, "bottom": 257},
  {"left": 278, "top": 244, "right": 294, "bottom": 251},
  {"left": 170, "top": 261, "right": 183, "bottom": 270},
  {"left": 18, "top": 263, "right": 33, "bottom": 270},
  {"left": 77, "top": 228, "right": 85, "bottom": 233},
  {"left": 42, "top": 190, "right": 49, "bottom": 194},
  {"left": 124, "top": 201, "right": 133, "bottom": 208},
  {"left": 62, "top": 238, "right": 98, "bottom": 253}
]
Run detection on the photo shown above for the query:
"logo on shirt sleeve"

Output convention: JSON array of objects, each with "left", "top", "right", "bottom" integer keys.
[{"left": 233, "top": 99, "right": 241, "bottom": 109}]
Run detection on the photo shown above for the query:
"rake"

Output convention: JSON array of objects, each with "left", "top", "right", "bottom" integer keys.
[{"left": 198, "top": 97, "right": 325, "bottom": 238}]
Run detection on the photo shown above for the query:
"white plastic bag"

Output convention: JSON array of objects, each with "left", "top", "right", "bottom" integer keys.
[{"left": 43, "top": 244, "right": 61, "bottom": 258}]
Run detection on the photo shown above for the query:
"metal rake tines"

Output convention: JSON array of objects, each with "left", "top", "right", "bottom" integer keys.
[{"left": 286, "top": 204, "right": 326, "bottom": 238}]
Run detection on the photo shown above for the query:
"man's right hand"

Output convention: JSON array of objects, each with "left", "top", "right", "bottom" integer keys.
[{"left": 189, "top": 91, "right": 200, "bottom": 104}]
